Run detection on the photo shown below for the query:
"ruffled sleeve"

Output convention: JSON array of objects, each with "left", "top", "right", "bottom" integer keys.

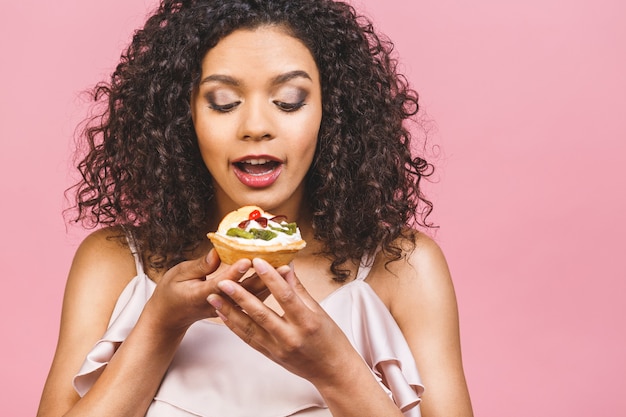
[
  {"left": 321, "top": 281, "right": 424, "bottom": 416},
  {"left": 73, "top": 274, "right": 156, "bottom": 396}
]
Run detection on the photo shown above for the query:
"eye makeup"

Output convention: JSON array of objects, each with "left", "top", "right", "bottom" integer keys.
[
  {"left": 200, "top": 69, "right": 313, "bottom": 114},
  {"left": 206, "top": 90, "right": 241, "bottom": 113},
  {"left": 273, "top": 87, "right": 308, "bottom": 112}
]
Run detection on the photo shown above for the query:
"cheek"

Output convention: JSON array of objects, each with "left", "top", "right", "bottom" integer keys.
[
  {"left": 297, "top": 127, "right": 320, "bottom": 166},
  {"left": 195, "top": 130, "right": 212, "bottom": 157},
  {"left": 195, "top": 118, "right": 226, "bottom": 153},
  {"left": 305, "top": 115, "right": 322, "bottom": 153},
  {"left": 195, "top": 128, "right": 223, "bottom": 171}
]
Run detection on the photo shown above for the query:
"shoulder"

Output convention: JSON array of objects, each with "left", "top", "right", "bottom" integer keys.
[
  {"left": 61, "top": 226, "right": 139, "bottom": 356},
  {"left": 37, "top": 227, "right": 140, "bottom": 413},
  {"left": 366, "top": 230, "right": 461, "bottom": 345},
  {"left": 65, "top": 226, "right": 139, "bottom": 309},
  {"left": 397, "top": 230, "right": 450, "bottom": 280},
  {"left": 73, "top": 226, "right": 132, "bottom": 263},
  {"left": 390, "top": 230, "right": 456, "bottom": 318},
  {"left": 368, "top": 230, "right": 454, "bottom": 312},
  {"left": 368, "top": 231, "right": 475, "bottom": 415},
  {"left": 71, "top": 226, "right": 137, "bottom": 278}
]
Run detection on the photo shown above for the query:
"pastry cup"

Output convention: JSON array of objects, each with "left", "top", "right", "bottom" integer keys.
[
  {"left": 207, "top": 232, "right": 306, "bottom": 267},
  {"left": 207, "top": 206, "right": 306, "bottom": 267}
]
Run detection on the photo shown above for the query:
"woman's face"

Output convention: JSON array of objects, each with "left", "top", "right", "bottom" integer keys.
[{"left": 192, "top": 26, "right": 322, "bottom": 221}]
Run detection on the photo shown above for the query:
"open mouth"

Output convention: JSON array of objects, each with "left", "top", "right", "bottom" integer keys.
[
  {"left": 233, "top": 157, "right": 283, "bottom": 188},
  {"left": 234, "top": 158, "right": 281, "bottom": 175}
]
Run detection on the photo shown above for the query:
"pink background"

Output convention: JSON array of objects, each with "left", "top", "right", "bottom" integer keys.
[{"left": 1, "top": 0, "right": 624, "bottom": 415}]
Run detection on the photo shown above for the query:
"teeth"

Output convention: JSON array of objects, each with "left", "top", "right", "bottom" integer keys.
[{"left": 244, "top": 159, "right": 271, "bottom": 165}]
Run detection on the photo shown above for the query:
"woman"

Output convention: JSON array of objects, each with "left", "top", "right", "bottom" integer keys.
[{"left": 38, "top": 0, "right": 473, "bottom": 416}]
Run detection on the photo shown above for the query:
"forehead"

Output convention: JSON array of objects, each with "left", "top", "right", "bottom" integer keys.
[{"left": 200, "top": 26, "right": 319, "bottom": 80}]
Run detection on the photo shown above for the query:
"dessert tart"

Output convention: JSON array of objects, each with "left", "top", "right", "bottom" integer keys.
[{"left": 207, "top": 206, "right": 306, "bottom": 267}]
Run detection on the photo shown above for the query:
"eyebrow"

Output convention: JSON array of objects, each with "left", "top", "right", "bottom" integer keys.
[
  {"left": 270, "top": 70, "right": 312, "bottom": 85},
  {"left": 200, "top": 74, "right": 240, "bottom": 86},
  {"left": 199, "top": 70, "right": 312, "bottom": 86}
]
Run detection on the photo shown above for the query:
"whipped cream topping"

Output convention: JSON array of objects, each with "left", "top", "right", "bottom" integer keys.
[{"left": 221, "top": 218, "right": 303, "bottom": 246}]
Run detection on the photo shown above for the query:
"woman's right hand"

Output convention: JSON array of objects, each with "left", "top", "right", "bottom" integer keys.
[
  {"left": 37, "top": 230, "right": 269, "bottom": 417},
  {"left": 144, "top": 250, "right": 254, "bottom": 333},
  {"left": 144, "top": 250, "right": 270, "bottom": 333}
]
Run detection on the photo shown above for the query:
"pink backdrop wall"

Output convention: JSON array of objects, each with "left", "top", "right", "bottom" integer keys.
[{"left": 1, "top": 0, "right": 624, "bottom": 415}]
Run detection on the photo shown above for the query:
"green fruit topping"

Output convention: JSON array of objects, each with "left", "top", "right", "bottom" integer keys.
[
  {"left": 226, "top": 228, "right": 254, "bottom": 239},
  {"left": 226, "top": 227, "right": 278, "bottom": 241},
  {"left": 250, "top": 228, "right": 278, "bottom": 240},
  {"left": 270, "top": 222, "right": 298, "bottom": 235}
]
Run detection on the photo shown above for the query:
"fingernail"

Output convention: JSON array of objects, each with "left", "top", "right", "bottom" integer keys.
[
  {"left": 218, "top": 280, "right": 235, "bottom": 295},
  {"left": 207, "top": 294, "right": 222, "bottom": 310},
  {"left": 236, "top": 258, "right": 251, "bottom": 273},
  {"left": 276, "top": 265, "right": 291, "bottom": 275},
  {"left": 216, "top": 310, "right": 228, "bottom": 322},
  {"left": 253, "top": 258, "right": 269, "bottom": 274}
]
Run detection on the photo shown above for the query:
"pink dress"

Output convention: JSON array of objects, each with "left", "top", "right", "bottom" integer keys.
[{"left": 73, "top": 237, "right": 423, "bottom": 416}]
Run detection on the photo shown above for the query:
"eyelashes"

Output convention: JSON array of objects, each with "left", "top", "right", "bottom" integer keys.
[
  {"left": 273, "top": 100, "right": 306, "bottom": 112},
  {"left": 208, "top": 101, "right": 241, "bottom": 112},
  {"left": 205, "top": 91, "right": 308, "bottom": 113},
  {"left": 207, "top": 100, "right": 306, "bottom": 113},
  {"left": 274, "top": 89, "right": 308, "bottom": 112}
]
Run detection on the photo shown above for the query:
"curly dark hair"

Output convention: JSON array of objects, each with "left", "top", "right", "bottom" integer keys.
[{"left": 71, "top": 0, "right": 435, "bottom": 281}]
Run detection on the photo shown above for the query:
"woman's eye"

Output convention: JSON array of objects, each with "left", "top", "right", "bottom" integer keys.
[
  {"left": 209, "top": 101, "right": 241, "bottom": 113},
  {"left": 274, "top": 100, "right": 306, "bottom": 112}
]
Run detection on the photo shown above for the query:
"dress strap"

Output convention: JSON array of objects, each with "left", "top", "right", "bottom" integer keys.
[
  {"left": 123, "top": 227, "right": 145, "bottom": 277},
  {"left": 355, "top": 250, "right": 377, "bottom": 281}
]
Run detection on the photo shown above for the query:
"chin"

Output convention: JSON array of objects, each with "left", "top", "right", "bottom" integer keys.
[{"left": 215, "top": 179, "right": 306, "bottom": 216}]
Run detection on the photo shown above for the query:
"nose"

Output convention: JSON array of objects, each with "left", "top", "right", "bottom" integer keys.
[{"left": 238, "top": 98, "right": 274, "bottom": 141}]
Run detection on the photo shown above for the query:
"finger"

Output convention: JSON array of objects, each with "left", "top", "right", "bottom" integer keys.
[
  {"left": 276, "top": 264, "right": 317, "bottom": 308},
  {"left": 216, "top": 278, "right": 285, "bottom": 331},
  {"left": 172, "top": 249, "right": 222, "bottom": 282},
  {"left": 207, "top": 290, "right": 274, "bottom": 356},
  {"left": 253, "top": 258, "right": 308, "bottom": 314},
  {"left": 240, "top": 274, "right": 271, "bottom": 301},
  {"left": 203, "top": 258, "right": 252, "bottom": 296},
  {"left": 185, "top": 256, "right": 249, "bottom": 315}
]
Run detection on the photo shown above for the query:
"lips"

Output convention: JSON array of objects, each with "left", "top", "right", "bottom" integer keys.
[{"left": 232, "top": 156, "right": 283, "bottom": 188}]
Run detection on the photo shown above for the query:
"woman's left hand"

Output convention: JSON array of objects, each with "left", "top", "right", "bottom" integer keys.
[{"left": 206, "top": 258, "right": 355, "bottom": 384}]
